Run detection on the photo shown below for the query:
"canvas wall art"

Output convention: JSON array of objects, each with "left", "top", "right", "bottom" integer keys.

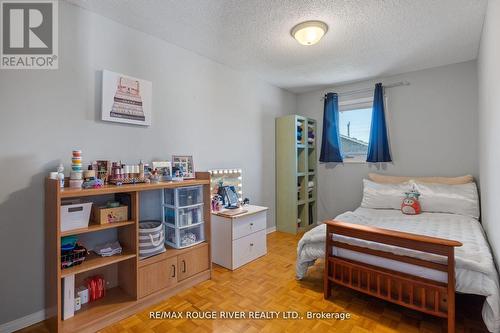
[{"left": 101, "top": 70, "right": 152, "bottom": 126}]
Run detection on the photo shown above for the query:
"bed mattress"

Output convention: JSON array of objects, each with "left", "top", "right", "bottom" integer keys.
[
  {"left": 333, "top": 247, "right": 447, "bottom": 282},
  {"left": 296, "top": 207, "right": 500, "bottom": 332}
]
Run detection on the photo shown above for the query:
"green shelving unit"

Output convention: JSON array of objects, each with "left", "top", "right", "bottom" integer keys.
[{"left": 276, "top": 115, "right": 318, "bottom": 234}]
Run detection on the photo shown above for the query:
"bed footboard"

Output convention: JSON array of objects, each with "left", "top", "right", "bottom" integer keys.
[{"left": 324, "top": 220, "right": 462, "bottom": 333}]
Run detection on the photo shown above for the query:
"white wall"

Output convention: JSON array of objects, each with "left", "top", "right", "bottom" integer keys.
[
  {"left": 296, "top": 61, "right": 478, "bottom": 221},
  {"left": 478, "top": 0, "right": 500, "bottom": 269},
  {"left": 0, "top": 2, "right": 295, "bottom": 325}
]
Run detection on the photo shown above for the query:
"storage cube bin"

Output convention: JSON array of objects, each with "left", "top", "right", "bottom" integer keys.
[
  {"left": 165, "top": 223, "right": 205, "bottom": 249},
  {"left": 164, "top": 204, "right": 203, "bottom": 227},
  {"left": 139, "top": 220, "right": 166, "bottom": 259},
  {"left": 164, "top": 186, "right": 203, "bottom": 207},
  {"left": 60, "top": 201, "right": 92, "bottom": 232}
]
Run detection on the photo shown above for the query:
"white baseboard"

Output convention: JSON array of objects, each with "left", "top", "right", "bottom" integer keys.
[
  {"left": 266, "top": 226, "right": 276, "bottom": 234},
  {"left": 0, "top": 309, "right": 46, "bottom": 333}
]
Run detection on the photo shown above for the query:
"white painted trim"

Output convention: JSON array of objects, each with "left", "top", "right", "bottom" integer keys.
[
  {"left": 0, "top": 309, "right": 46, "bottom": 333},
  {"left": 266, "top": 226, "right": 276, "bottom": 234}
]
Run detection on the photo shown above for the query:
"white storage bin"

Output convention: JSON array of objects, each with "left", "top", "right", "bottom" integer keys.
[
  {"left": 165, "top": 223, "right": 205, "bottom": 249},
  {"left": 60, "top": 201, "right": 92, "bottom": 232},
  {"left": 164, "top": 204, "right": 203, "bottom": 227},
  {"left": 164, "top": 186, "right": 203, "bottom": 207}
]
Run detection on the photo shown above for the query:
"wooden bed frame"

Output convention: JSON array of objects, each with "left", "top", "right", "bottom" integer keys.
[{"left": 324, "top": 220, "right": 462, "bottom": 333}]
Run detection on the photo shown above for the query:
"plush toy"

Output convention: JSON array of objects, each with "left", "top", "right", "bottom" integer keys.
[{"left": 401, "top": 188, "right": 421, "bottom": 215}]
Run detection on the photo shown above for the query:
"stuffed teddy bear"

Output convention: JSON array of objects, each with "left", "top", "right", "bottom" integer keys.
[{"left": 401, "top": 187, "right": 421, "bottom": 215}]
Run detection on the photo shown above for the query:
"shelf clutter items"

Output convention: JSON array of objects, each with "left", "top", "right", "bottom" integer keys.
[
  {"left": 297, "top": 120, "right": 303, "bottom": 144},
  {"left": 308, "top": 123, "right": 315, "bottom": 145},
  {"left": 69, "top": 150, "right": 84, "bottom": 188},
  {"left": 308, "top": 180, "right": 315, "bottom": 199},
  {"left": 94, "top": 241, "right": 122, "bottom": 257},
  {"left": 63, "top": 274, "right": 105, "bottom": 320},
  {"left": 61, "top": 236, "right": 87, "bottom": 269}
]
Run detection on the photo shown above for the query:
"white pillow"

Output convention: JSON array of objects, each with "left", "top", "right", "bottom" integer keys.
[
  {"left": 411, "top": 181, "right": 480, "bottom": 218},
  {"left": 361, "top": 179, "right": 411, "bottom": 210}
]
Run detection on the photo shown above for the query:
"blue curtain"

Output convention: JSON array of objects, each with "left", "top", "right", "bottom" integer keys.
[
  {"left": 366, "top": 83, "right": 392, "bottom": 162},
  {"left": 319, "top": 93, "right": 343, "bottom": 163}
]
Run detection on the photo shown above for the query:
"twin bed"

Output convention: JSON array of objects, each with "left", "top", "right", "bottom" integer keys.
[{"left": 296, "top": 176, "right": 500, "bottom": 333}]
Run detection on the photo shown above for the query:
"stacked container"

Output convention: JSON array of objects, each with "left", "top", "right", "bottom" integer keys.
[
  {"left": 162, "top": 185, "right": 205, "bottom": 248},
  {"left": 69, "top": 150, "right": 84, "bottom": 188}
]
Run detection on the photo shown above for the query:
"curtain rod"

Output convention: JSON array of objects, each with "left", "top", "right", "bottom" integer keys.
[{"left": 321, "top": 80, "right": 410, "bottom": 100}]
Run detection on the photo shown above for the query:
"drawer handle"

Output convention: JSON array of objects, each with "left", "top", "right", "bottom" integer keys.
[
  {"left": 182, "top": 260, "right": 186, "bottom": 273},
  {"left": 171, "top": 264, "right": 176, "bottom": 277}
]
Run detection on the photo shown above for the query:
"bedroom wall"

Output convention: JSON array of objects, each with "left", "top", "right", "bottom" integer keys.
[
  {"left": 0, "top": 1, "right": 295, "bottom": 326},
  {"left": 478, "top": 0, "right": 500, "bottom": 268},
  {"left": 296, "top": 61, "right": 478, "bottom": 221}
]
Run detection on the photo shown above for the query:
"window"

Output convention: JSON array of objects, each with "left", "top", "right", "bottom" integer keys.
[{"left": 338, "top": 96, "right": 373, "bottom": 162}]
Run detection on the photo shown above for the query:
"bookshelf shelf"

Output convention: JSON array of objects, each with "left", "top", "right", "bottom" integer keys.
[
  {"left": 60, "top": 252, "right": 136, "bottom": 278},
  {"left": 60, "top": 220, "right": 136, "bottom": 237}
]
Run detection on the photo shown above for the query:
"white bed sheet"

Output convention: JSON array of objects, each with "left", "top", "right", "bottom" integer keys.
[{"left": 296, "top": 207, "right": 500, "bottom": 333}]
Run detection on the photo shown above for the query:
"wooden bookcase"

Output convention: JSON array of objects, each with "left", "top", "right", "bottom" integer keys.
[
  {"left": 276, "top": 115, "right": 317, "bottom": 234},
  {"left": 45, "top": 173, "right": 212, "bottom": 333}
]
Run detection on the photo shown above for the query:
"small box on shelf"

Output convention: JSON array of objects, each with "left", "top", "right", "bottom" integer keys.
[{"left": 91, "top": 205, "right": 128, "bottom": 224}]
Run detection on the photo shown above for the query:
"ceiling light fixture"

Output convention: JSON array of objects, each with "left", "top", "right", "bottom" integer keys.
[{"left": 291, "top": 20, "right": 328, "bottom": 46}]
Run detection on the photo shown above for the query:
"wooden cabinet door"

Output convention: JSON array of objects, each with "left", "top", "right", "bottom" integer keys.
[
  {"left": 138, "top": 256, "right": 177, "bottom": 298},
  {"left": 177, "top": 244, "right": 209, "bottom": 281}
]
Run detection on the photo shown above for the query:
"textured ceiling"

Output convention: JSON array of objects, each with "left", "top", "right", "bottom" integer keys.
[{"left": 66, "top": 0, "right": 487, "bottom": 93}]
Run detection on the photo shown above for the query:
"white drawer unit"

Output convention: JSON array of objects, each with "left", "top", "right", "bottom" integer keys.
[
  {"left": 232, "top": 211, "right": 266, "bottom": 240},
  {"left": 211, "top": 205, "right": 268, "bottom": 270},
  {"left": 232, "top": 229, "right": 267, "bottom": 269}
]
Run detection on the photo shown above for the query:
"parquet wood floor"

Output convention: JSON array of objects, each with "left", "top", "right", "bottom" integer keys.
[{"left": 19, "top": 232, "right": 488, "bottom": 333}]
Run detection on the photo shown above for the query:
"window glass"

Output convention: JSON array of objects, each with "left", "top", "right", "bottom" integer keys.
[{"left": 338, "top": 108, "right": 372, "bottom": 160}]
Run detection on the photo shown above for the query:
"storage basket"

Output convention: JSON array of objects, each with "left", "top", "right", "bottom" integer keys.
[
  {"left": 60, "top": 201, "right": 92, "bottom": 232},
  {"left": 61, "top": 245, "right": 87, "bottom": 269},
  {"left": 139, "top": 220, "right": 166, "bottom": 259}
]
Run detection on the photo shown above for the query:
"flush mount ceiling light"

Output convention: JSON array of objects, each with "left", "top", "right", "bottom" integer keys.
[{"left": 291, "top": 20, "right": 328, "bottom": 46}]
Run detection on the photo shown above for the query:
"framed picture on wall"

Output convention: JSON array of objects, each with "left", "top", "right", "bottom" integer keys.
[
  {"left": 101, "top": 70, "right": 152, "bottom": 126},
  {"left": 172, "top": 155, "right": 195, "bottom": 179}
]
